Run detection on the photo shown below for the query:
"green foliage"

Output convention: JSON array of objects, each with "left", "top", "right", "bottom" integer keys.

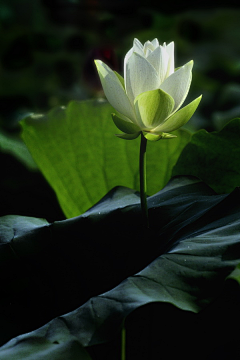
[
  {"left": 0, "top": 130, "right": 37, "bottom": 170},
  {"left": 20, "top": 99, "right": 191, "bottom": 218},
  {"left": 227, "top": 263, "right": 240, "bottom": 285},
  {"left": 172, "top": 118, "right": 240, "bottom": 193},
  {"left": 0, "top": 177, "right": 240, "bottom": 359}
]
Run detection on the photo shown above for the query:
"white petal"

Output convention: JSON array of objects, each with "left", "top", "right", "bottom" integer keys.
[
  {"left": 125, "top": 52, "right": 160, "bottom": 105},
  {"left": 159, "top": 60, "right": 193, "bottom": 113},
  {"left": 133, "top": 38, "right": 144, "bottom": 55},
  {"left": 147, "top": 46, "right": 169, "bottom": 83},
  {"left": 95, "top": 60, "right": 135, "bottom": 121},
  {"left": 143, "top": 40, "right": 155, "bottom": 56},
  {"left": 146, "top": 47, "right": 160, "bottom": 71},
  {"left": 144, "top": 47, "right": 152, "bottom": 57},
  {"left": 151, "top": 38, "right": 159, "bottom": 49},
  {"left": 124, "top": 47, "right": 133, "bottom": 83},
  {"left": 165, "top": 42, "right": 175, "bottom": 77},
  {"left": 124, "top": 39, "right": 143, "bottom": 83}
]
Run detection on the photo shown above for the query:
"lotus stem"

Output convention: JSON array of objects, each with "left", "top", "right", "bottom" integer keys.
[
  {"left": 121, "top": 323, "right": 126, "bottom": 360},
  {"left": 139, "top": 133, "right": 149, "bottom": 228}
]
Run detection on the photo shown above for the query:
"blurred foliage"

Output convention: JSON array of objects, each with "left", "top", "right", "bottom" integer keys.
[
  {"left": 0, "top": 1, "right": 240, "bottom": 219},
  {"left": 0, "top": 1, "right": 240, "bottom": 131}
]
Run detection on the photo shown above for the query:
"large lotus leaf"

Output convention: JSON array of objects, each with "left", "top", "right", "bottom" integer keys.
[
  {"left": 20, "top": 99, "right": 190, "bottom": 218},
  {"left": 0, "top": 336, "right": 92, "bottom": 360},
  {"left": 172, "top": 118, "right": 240, "bottom": 193},
  {"left": 1, "top": 177, "right": 240, "bottom": 359}
]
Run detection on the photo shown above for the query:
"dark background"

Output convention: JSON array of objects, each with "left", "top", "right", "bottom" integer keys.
[{"left": 1, "top": 0, "right": 240, "bottom": 220}]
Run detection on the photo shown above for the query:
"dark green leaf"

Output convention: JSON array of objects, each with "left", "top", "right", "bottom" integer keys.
[
  {"left": 172, "top": 118, "right": 240, "bottom": 193},
  {"left": 1, "top": 176, "right": 240, "bottom": 359},
  {"left": 0, "top": 336, "right": 92, "bottom": 360}
]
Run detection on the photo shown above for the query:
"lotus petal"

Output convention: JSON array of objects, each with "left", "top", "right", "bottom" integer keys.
[
  {"left": 95, "top": 60, "right": 135, "bottom": 121},
  {"left": 152, "top": 95, "right": 202, "bottom": 134},
  {"left": 125, "top": 52, "right": 160, "bottom": 105},
  {"left": 115, "top": 132, "right": 140, "bottom": 140},
  {"left": 160, "top": 60, "right": 193, "bottom": 113},
  {"left": 134, "top": 89, "right": 174, "bottom": 129},
  {"left": 147, "top": 46, "right": 169, "bottom": 83},
  {"left": 165, "top": 42, "right": 175, "bottom": 77},
  {"left": 112, "top": 113, "right": 141, "bottom": 134}
]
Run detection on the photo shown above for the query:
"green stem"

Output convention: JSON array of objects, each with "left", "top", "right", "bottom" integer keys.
[
  {"left": 139, "top": 133, "right": 149, "bottom": 228},
  {"left": 121, "top": 323, "right": 126, "bottom": 360}
]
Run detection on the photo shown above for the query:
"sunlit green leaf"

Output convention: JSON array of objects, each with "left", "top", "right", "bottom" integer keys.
[{"left": 20, "top": 99, "right": 191, "bottom": 217}]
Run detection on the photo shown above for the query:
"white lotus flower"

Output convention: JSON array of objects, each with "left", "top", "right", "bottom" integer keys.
[{"left": 95, "top": 38, "right": 201, "bottom": 140}]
